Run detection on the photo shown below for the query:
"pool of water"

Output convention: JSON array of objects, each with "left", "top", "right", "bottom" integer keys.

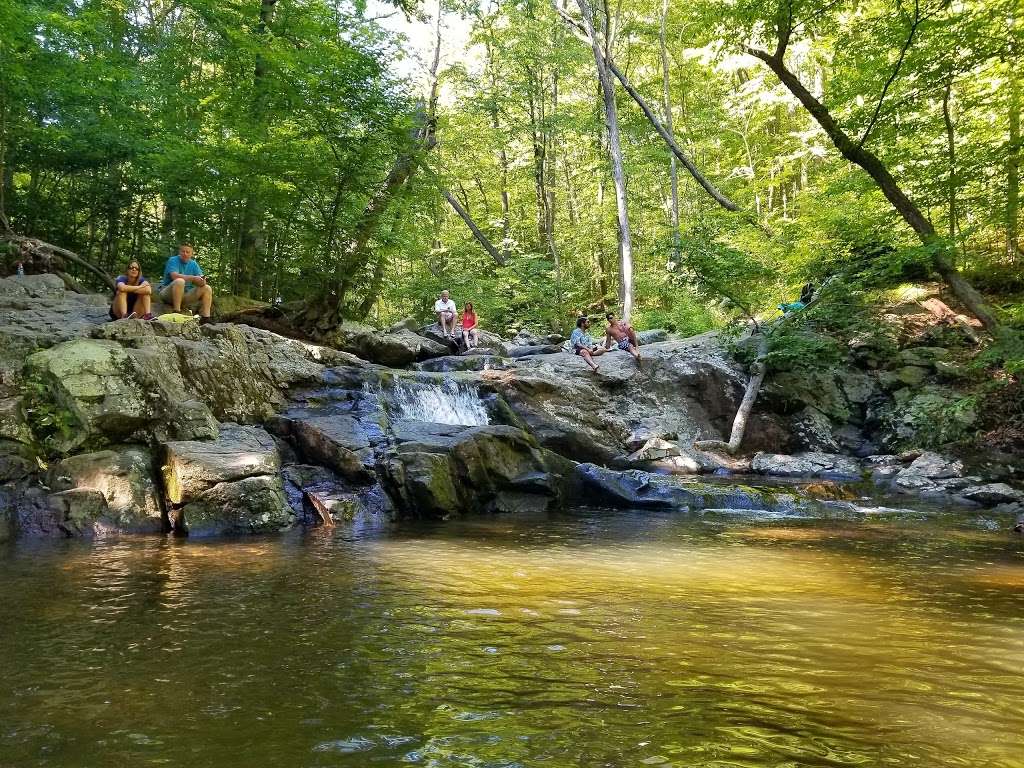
[{"left": 2, "top": 509, "right": 1023, "bottom": 767}]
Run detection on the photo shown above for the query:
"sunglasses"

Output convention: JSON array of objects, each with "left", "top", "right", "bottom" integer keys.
[{"left": 128, "top": 265, "right": 140, "bottom": 271}]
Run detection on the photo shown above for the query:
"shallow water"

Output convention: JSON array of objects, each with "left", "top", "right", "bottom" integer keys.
[{"left": 2, "top": 509, "right": 1023, "bottom": 767}]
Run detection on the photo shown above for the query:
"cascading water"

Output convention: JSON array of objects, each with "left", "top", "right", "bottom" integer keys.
[{"left": 383, "top": 377, "right": 491, "bottom": 426}]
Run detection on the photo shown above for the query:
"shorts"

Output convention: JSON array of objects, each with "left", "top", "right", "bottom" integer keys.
[
  {"left": 110, "top": 291, "right": 141, "bottom": 319},
  {"left": 573, "top": 346, "right": 590, "bottom": 356},
  {"left": 159, "top": 283, "right": 204, "bottom": 305},
  {"left": 615, "top": 338, "right": 632, "bottom": 351}
]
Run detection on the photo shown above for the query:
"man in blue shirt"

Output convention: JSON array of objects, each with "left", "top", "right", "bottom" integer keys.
[
  {"left": 569, "top": 316, "right": 606, "bottom": 372},
  {"left": 158, "top": 244, "right": 213, "bottom": 320}
]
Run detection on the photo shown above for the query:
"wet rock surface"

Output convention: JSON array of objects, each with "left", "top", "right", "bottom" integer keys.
[{"left": 0, "top": 283, "right": 1021, "bottom": 539}]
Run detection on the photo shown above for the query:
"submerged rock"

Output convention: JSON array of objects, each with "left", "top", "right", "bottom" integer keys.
[
  {"left": 47, "top": 446, "right": 163, "bottom": 533},
  {"left": 959, "top": 483, "right": 1024, "bottom": 506},
  {"left": 161, "top": 424, "right": 292, "bottom": 535},
  {"left": 389, "top": 424, "right": 560, "bottom": 517},
  {"left": 572, "top": 463, "right": 800, "bottom": 512}
]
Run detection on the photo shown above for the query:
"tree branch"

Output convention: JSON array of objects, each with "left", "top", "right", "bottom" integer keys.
[
  {"left": 857, "top": 0, "right": 921, "bottom": 149},
  {"left": 554, "top": 5, "right": 740, "bottom": 212},
  {"left": 442, "top": 190, "right": 507, "bottom": 266}
]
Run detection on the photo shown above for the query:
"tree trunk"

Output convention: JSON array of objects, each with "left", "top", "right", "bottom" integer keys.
[
  {"left": 237, "top": 0, "right": 279, "bottom": 299},
  {"left": 745, "top": 43, "right": 1003, "bottom": 335},
  {"left": 694, "top": 332, "right": 768, "bottom": 455},
  {"left": 443, "top": 190, "right": 506, "bottom": 266},
  {"left": 942, "top": 79, "right": 957, "bottom": 242},
  {"left": 293, "top": 5, "right": 440, "bottom": 333},
  {"left": 659, "top": 0, "right": 680, "bottom": 259},
  {"left": 1008, "top": 18, "right": 1021, "bottom": 260},
  {"left": 0, "top": 83, "right": 9, "bottom": 233},
  {"left": 577, "top": 0, "right": 634, "bottom": 321},
  {"left": 555, "top": 5, "right": 739, "bottom": 213}
]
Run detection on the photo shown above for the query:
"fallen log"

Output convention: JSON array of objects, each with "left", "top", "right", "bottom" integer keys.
[{"left": 3, "top": 233, "right": 116, "bottom": 292}]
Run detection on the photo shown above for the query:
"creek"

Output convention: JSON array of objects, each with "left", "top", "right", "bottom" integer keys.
[{"left": 1, "top": 507, "right": 1022, "bottom": 767}]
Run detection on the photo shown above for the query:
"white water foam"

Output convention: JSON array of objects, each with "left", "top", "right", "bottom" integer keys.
[{"left": 387, "top": 378, "right": 490, "bottom": 426}]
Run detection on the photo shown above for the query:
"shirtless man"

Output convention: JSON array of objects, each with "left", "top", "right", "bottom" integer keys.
[{"left": 604, "top": 312, "right": 641, "bottom": 366}]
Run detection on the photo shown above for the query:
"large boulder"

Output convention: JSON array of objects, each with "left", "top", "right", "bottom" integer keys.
[
  {"left": 483, "top": 334, "right": 747, "bottom": 463},
  {"left": 162, "top": 424, "right": 281, "bottom": 503},
  {"left": 281, "top": 414, "right": 384, "bottom": 481},
  {"left": 177, "top": 475, "right": 293, "bottom": 537},
  {"left": 959, "top": 483, "right": 1024, "bottom": 506},
  {"left": 890, "top": 451, "right": 974, "bottom": 499},
  {"left": 21, "top": 320, "right": 340, "bottom": 452},
  {"left": 0, "top": 273, "right": 67, "bottom": 300},
  {"left": 0, "top": 277, "right": 109, "bottom": 384},
  {"left": 325, "top": 321, "right": 448, "bottom": 367},
  {"left": 571, "top": 463, "right": 802, "bottom": 512},
  {"left": 751, "top": 451, "right": 863, "bottom": 480},
  {"left": 636, "top": 329, "right": 669, "bottom": 345},
  {"left": 387, "top": 424, "right": 560, "bottom": 516},
  {"left": 25, "top": 339, "right": 155, "bottom": 452},
  {"left": 47, "top": 446, "right": 163, "bottom": 533},
  {"left": 161, "top": 424, "right": 292, "bottom": 535}
]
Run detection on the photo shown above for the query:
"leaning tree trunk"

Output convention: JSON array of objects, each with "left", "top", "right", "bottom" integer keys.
[
  {"left": 554, "top": 5, "right": 739, "bottom": 213},
  {"left": 659, "top": 0, "right": 681, "bottom": 260},
  {"left": 694, "top": 332, "right": 768, "bottom": 455},
  {"left": 3, "top": 234, "right": 116, "bottom": 291},
  {"left": 744, "top": 41, "right": 1003, "bottom": 336},
  {"left": 577, "top": 0, "right": 634, "bottom": 321},
  {"left": 292, "top": 8, "right": 441, "bottom": 336}
]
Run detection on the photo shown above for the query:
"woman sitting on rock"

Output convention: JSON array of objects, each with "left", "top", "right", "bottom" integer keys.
[
  {"left": 110, "top": 261, "right": 153, "bottom": 320},
  {"left": 461, "top": 302, "right": 479, "bottom": 349}
]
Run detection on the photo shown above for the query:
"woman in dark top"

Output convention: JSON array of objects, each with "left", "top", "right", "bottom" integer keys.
[{"left": 110, "top": 261, "right": 153, "bottom": 320}]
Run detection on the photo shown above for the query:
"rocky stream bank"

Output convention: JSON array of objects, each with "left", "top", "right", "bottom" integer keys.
[{"left": 1, "top": 274, "right": 1021, "bottom": 541}]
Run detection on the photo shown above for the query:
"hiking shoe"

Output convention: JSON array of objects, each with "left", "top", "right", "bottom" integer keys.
[
  {"left": 198, "top": 316, "right": 213, "bottom": 325},
  {"left": 142, "top": 313, "right": 155, "bottom": 321}
]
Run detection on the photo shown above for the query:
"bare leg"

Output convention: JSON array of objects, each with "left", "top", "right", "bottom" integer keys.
[
  {"left": 629, "top": 343, "right": 641, "bottom": 367},
  {"left": 579, "top": 349, "right": 599, "bottom": 371},
  {"left": 111, "top": 292, "right": 128, "bottom": 318},
  {"left": 169, "top": 278, "right": 185, "bottom": 311},
  {"left": 200, "top": 285, "right": 213, "bottom": 318},
  {"left": 137, "top": 292, "right": 152, "bottom": 317}
]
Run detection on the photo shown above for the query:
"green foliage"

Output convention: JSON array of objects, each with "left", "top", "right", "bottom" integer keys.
[
  {"left": 0, "top": 0, "right": 1020, "bottom": 336},
  {"left": 763, "top": 327, "right": 844, "bottom": 373}
]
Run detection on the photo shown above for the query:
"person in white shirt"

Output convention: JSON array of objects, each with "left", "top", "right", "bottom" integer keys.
[{"left": 434, "top": 290, "right": 457, "bottom": 339}]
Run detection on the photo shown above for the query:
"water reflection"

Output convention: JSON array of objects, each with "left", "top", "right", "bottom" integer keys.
[{"left": 1, "top": 510, "right": 1023, "bottom": 767}]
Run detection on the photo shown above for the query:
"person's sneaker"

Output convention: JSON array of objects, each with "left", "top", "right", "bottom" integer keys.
[
  {"left": 198, "top": 316, "right": 213, "bottom": 325},
  {"left": 142, "top": 313, "right": 155, "bottom": 321}
]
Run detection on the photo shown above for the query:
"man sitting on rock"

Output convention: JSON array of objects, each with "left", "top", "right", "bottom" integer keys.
[
  {"left": 434, "top": 290, "right": 457, "bottom": 339},
  {"left": 159, "top": 244, "right": 213, "bottom": 322},
  {"left": 604, "top": 312, "right": 641, "bottom": 367},
  {"left": 570, "top": 316, "right": 606, "bottom": 372}
]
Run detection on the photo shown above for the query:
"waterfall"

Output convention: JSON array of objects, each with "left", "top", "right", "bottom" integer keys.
[{"left": 385, "top": 378, "right": 490, "bottom": 426}]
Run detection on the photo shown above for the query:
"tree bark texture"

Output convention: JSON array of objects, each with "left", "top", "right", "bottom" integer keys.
[
  {"left": 659, "top": 0, "right": 681, "bottom": 259},
  {"left": 577, "top": 0, "right": 634, "bottom": 321}
]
